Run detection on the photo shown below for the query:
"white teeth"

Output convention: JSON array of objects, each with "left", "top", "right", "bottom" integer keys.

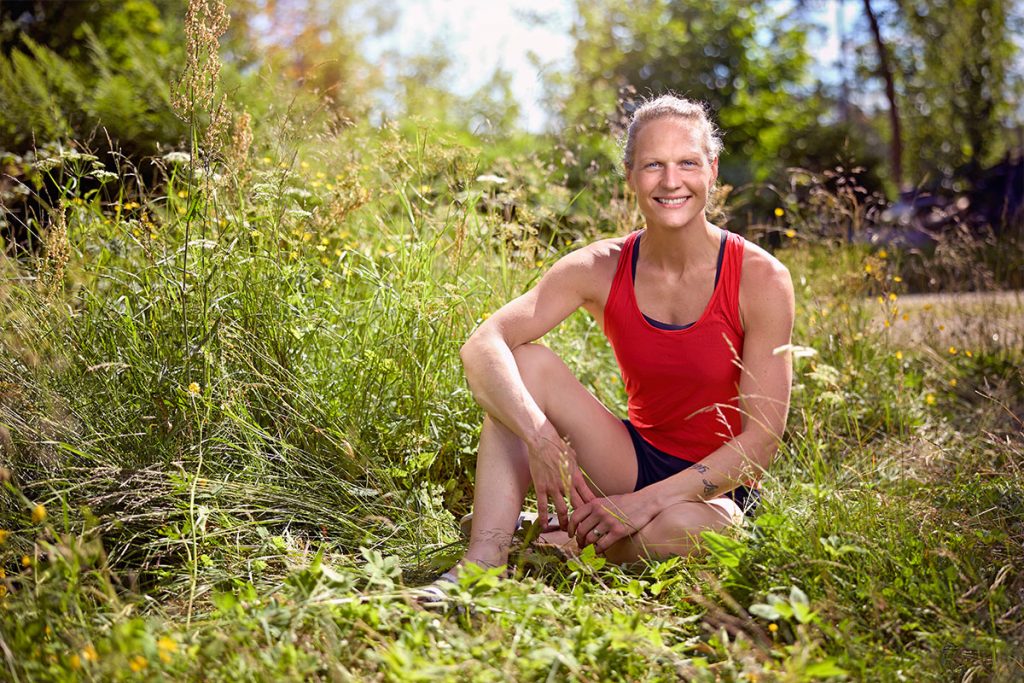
[{"left": 657, "top": 197, "right": 688, "bottom": 206}]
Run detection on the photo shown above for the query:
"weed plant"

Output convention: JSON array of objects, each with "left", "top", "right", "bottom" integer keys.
[{"left": 1, "top": 8, "right": 1022, "bottom": 681}]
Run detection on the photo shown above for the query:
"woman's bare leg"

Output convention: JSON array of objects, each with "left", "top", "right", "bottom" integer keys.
[
  {"left": 460, "top": 343, "right": 637, "bottom": 570},
  {"left": 600, "top": 498, "right": 743, "bottom": 564}
]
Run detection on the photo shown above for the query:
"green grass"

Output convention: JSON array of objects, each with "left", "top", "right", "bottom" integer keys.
[{"left": 0, "top": 115, "right": 1022, "bottom": 682}]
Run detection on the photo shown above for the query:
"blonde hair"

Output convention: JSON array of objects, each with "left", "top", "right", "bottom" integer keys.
[{"left": 622, "top": 95, "right": 724, "bottom": 170}]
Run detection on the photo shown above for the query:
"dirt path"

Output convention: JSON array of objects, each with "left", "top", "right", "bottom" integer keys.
[{"left": 870, "top": 289, "right": 1024, "bottom": 351}]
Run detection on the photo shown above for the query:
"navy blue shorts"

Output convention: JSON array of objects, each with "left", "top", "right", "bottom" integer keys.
[{"left": 624, "top": 420, "right": 760, "bottom": 516}]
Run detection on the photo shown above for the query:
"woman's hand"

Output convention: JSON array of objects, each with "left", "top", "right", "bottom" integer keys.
[
  {"left": 568, "top": 492, "right": 657, "bottom": 555},
  {"left": 527, "top": 434, "right": 595, "bottom": 531}
]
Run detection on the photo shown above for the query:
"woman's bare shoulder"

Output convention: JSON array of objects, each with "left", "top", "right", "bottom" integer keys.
[{"left": 736, "top": 236, "right": 795, "bottom": 330}]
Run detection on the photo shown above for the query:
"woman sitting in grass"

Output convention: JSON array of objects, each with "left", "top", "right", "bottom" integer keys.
[{"left": 447, "top": 94, "right": 794, "bottom": 582}]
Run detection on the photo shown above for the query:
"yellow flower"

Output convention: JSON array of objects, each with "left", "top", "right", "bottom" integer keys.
[
  {"left": 895, "top": 351, "right": 903, "bottom": 360},
  {"left": 250, "top": 230, "right": 259, "bottom": 238},
  {"left": 32, "top": 504, "right": 47, "bottom": 524},
  {"left": 300, "top": 161, "right": 309, "bottom": 169},
  {"left": 316, "top": 245, "right": 327, "bottom": 252},
  {"left": 948, "top": 346, "right": 957, "bottom": 355},
  {"left": 876, "top": 296, "right": 884, "bottom": 305},
  {"left": 302, "top": 232, "right": 313, "bottom": 242},
  {"left": 322, "top": 278, "right": 333, "bottom": 289},
  {"left": 925, "top": 393, "right": 936, "bottom": 405},
  {"left": 949, "top": 378, "right": 958, "bottom": 387},
  {"left": 68, "top": 654, "right": 82, "bottom": 670},
  {"left": 883, "top": 320, "right": 890, "bottom": 328},
  {"left": 21, "top": 555, "right": 31, "bottom": 568},
  {"left": 187, "top": 382, "right": 201, "bottom": 395},
  {"left": 938, "top": 324, "right": 945, "bottom": 331},
  {"left": 177, "top": 190, "right": 187, "bottom": 199},
  {"left": 902, "top": 314, "right": 909, "bottom": 322},
  {"left": 773, "top": 207, "right": 784, "bottom": 217},
  {"left": 784, "top": 229, "right": 796, "bottom": 238},
  {"left": 0, "top": 530, "right": 8, "bottom": 544},
  {"left": 315, "top": 171, "right": 326, "bottom": 179},
  {"left": 129, "top": 655, "right": 148, "bottom": 672},
  {"left": 878, "top": 249, "right": 888, "bottom": 259},
  {"left": 481, "top": 313, "right": 490, "bottom": 321},
  {"left": 334, "top": 249, "right": 343, "bottom": 257},
  {"left": 261, "top": 156, "right": 272, "bottom": 164},
  {"left": 893, "top": 276, "right": 903, "bottom": 283},
  {"left": 157, "top": 636, "right": 178, "bottom": 663},
  {"left": 965, "top": 350, "right": 973, "bottom": 358},
  {"left": 864, "top": 264, "right": 873, "bottom": 274},
  {"left": 768, "top": 623, "right": 778, "bottom": 633},
  {"left": 888, "top": 292, "right": 897, "bottom": 301},
  {"left": 82, "top": 644, "right": 98, "bottom": 663}
]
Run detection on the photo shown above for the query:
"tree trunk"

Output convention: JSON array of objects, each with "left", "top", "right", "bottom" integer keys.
[{"left": 862, "top": 0, "right": 903, "bottom": 191}]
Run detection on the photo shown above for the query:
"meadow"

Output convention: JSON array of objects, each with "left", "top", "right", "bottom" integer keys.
[{"left": 0, "top": 97, "right": 1021, "bottom": 682}]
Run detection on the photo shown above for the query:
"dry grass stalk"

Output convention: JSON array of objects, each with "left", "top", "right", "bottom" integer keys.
[
  {"left": 42, "top": 204, "right": 70, "bottom": 298},
  {"left": 172, "top": 0, "right": 230, "bottom": 154}
]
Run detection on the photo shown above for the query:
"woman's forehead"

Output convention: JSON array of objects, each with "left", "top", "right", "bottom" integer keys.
[{"left": 634, "top": 117, "right": 705, "bottom": 153}]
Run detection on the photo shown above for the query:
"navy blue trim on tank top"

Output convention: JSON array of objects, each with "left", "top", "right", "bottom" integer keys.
[{"left": 631, "top": 230, "right": 728, "bottom": 330}]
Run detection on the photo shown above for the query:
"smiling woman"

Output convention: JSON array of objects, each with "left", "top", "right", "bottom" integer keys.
[{"left": 428, "top": 94, "right": 795, "bottom": 594}]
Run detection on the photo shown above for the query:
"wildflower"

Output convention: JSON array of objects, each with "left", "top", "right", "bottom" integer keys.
[
  {"left": 878, "top": 249, "right": 888, "bottom": 259},
  {"left": 902, "top": 314, "right": 909, "bottom": 322},
  {"left": 322, "top": 278, "right": 333, "bottom": 289},
  {"left": 187, "top": 382, "right": 201, "bottom": 395},
  {"left": 316, "top": 171, "right": 326, "bottom": 179},
  {"left": 334, "top": 249, "right": 343, "bottom": 257},
  {"left": 949, "top": 378, "right": 958, "bottom": 387},
  {"left": 302, "top": 232, "right": 313, "bottom": 242},
  {"left": 68, "top": 654, "right": 82, "bottom": 670},
  {"left": 948, "top": 346, "right": 957, "bottom": 355},
  {"left": 262, "top": 156, "right": 272, "bottom": 164},
  {"left": 876, "top": 296, "right": 884, "bottom": 305},
  {"left": 177, "top": 190, "right": 188, "bottom": 199},
  {"left": 768, "top": 623, "right": 778, "bottom": 633},
  {"left": 129, "top": 655, "right": 148, "bottom": 672},
  {"left": 475, "top": 174, "right": 508, "bottom": 185},
  {"left": 784, "top": 229, "right": 796, "bottom": 238},
  {"left": 481, "top": 313, "right": 490, "bottom": 320},
  {"left": 250, "top": 230, "right": 259, "bottom": 238},
  {"left": 965, "top": 350, "right": 973, "bottom": 358},
  {"left": 300, "top": 161, "right": 309, "bottom": 169},
  {"left": 895, "top": 351, "right": 903, "bottom": 360},
  {"left": 21, "top": 555, "right": 31, "bottom": 568},
  {"left": 883, "top": 320, "right": 890, "bottom": 328},
  {"left": 316, "top": 245, "right": 327, "bottom": 252},
  {"left": 31, "top": 504, "right": 47, "bottom": 524},
  {"left": 157, "top": 636, "right": 178, "bottom": 664},
  {"left": 82, "top": 645, "right": 98, "bottom": 663},
  {"left": 864, "top": 264, "right": 873, "bottom": 274},
  {"left": 774, "top": 207, "right": 785, "bottom": 217},
  {"left": 162, "top": 151, "right": 191, "bottom": 165},
  {"left": 888, "top": 293, "right": 897, "bottom": 301},
  {"left": 893, "top": 276, "right": 903, "bottom": 283},
  {"left": 938, "top": 324, "right": 945, "bottom": 331},
  {"left": 925, "top": 393, "right": 936, "bottom": 406}
]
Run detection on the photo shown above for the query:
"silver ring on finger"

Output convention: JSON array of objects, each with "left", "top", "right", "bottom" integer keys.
[{"left": 593, "top": 529, "right": 605, "bottom": 539}]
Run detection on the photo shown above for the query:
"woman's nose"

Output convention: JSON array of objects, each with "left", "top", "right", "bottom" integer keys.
[{"left": 662, "top": 165, "right": 682, "bottom": 188}]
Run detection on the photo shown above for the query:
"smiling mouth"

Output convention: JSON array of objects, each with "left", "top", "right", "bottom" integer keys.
[{"left": 655, "top": 197, "right": 691, "bottom": 206}]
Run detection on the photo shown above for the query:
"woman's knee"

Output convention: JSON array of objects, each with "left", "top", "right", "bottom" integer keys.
[{"left": 511, "top": 343, "right": 564, "bottom": 385}]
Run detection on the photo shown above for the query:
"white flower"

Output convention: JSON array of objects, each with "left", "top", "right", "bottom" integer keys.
[
  {"left": 772, "top": 343, "right": 818, "bottom": 359},
  {"left": 162, "top": 152, "right": 192, "bottom": 164},
  {"left": 475, "top": 174, "right": 508, "bottom": 185}
]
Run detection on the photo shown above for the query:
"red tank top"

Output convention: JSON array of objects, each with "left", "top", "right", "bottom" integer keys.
[{"left": 603, "top": 229, "right": 746, "bottom": 461}]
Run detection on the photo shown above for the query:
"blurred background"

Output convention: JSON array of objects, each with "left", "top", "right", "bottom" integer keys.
[{"left": 2, "top": 0, "right": 1023, "bottom": 278}]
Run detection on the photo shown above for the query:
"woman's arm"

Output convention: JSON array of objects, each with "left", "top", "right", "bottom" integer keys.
[{"left": 459, "top": 246, "right": 603, "bottom": 527}]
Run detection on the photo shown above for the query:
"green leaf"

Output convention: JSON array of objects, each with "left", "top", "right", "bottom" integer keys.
[{"left": 803, "top": 659, "right": 848, "bottom": 678}]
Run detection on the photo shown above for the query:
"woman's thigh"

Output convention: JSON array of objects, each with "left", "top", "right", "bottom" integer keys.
[{"left": 512, "top": 343, "right": 637, "bottom": 498}]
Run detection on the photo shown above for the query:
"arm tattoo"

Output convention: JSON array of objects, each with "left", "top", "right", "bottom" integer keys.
[
  {"left": 694, "top": 464, "right": 709, "bottom": 473},
  {"left": 702, "top": 478, "right": 718, "bottom": 495}
]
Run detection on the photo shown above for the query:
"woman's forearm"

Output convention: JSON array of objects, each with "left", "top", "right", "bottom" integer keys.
[{"left": 638, "top": 431, "right": 780, "bottom": 509}]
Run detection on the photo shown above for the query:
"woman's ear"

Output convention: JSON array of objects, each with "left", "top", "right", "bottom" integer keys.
[{"left": 709, "top": 157, "right": 719, "bottom": 188}]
